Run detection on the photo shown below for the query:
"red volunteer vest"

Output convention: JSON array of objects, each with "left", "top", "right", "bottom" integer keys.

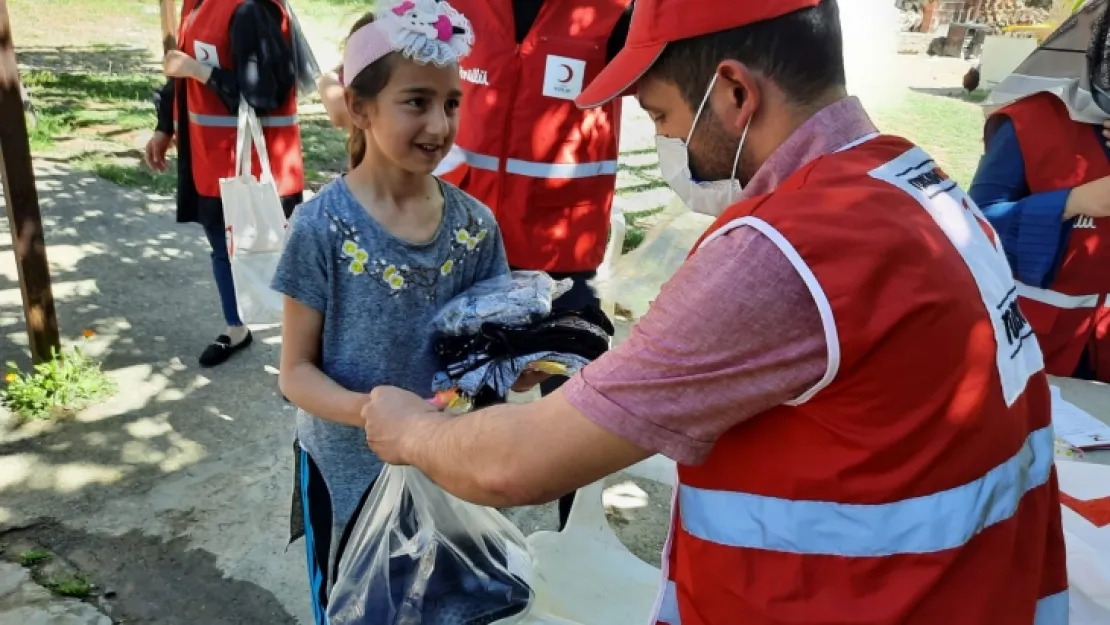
[
  {"left": 653, "top": 135, "right": 1068, "bottom": 625},
  {"left": 992, "top": 92, "right": 1110, "bottom": 381},
  {"left": 442, "top": 0, "right": 629, "bottom": 272},
  {"left": 176, "top": 0, "right": 304, "bottom": 198}
]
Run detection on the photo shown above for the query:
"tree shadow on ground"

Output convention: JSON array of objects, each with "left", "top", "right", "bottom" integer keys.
[{"left": 16, "top": 45, "right": 159, "bottom": 75}]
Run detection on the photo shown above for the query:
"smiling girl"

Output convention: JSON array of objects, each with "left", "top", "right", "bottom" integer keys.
[{"left": 270, "top": 1, "right": 507, "bottom": 620}]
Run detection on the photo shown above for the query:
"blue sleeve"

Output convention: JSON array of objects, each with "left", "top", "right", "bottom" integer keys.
[
  {"left": 271, "top": 206, "right": 330, "bottom": 313},
  {"left": 968, "top": 119, "right": 1073, "bottom": 288}
]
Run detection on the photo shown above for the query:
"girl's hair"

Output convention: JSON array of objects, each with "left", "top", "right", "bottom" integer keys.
[{"left": 344, "top": 13, "right": 398, "bottom": 168}]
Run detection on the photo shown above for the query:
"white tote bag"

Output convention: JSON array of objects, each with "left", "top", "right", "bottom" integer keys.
[{"left": 219, "top": 98, "right": 288, "bottom": 325}]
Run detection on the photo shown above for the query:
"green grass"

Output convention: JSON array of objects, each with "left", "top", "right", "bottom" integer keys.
[
  {"left": 22, "top": 69, "right": 160, "bottom": 150},
  {"left": 81, "top": 156, "right": 178, "bottom": 196},
  {"left": 300, "top": 117, "right": 349, "bottom": 186},
  {"left": 623, "top": 206, "right": 667, "bottom": 254},
  {"left": 873, "top": 90, "right": 984, "bottom": 188},
  {"left": 45, "top": 574, "right": 92, "bottom": 598},
  {"left": 19, "top": 548, "right": 52, "bottom": 567}
]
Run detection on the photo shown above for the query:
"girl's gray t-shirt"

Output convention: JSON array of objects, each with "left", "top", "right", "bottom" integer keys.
[{"left": 271, "top": 176, "right": 508, "bottom": 563}]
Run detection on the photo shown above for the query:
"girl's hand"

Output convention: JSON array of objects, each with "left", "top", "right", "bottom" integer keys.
[{"left": 163, "top": 50, "right": 211, "bottom": 82}]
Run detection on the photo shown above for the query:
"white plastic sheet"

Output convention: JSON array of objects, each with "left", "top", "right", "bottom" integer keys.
[
  {"left": 328, "top": 465, "right": 535, "bottom": 625},
  {"left": 1056, "top": 460, "right": 1110, "bottom": 623},
  {"left": 591, "top": 206, "right": 713, "bottom": 320}
]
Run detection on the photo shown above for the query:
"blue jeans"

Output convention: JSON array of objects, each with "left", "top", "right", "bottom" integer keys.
[{"left": 201, "top": 220, "right": 243, "bottom": 327}]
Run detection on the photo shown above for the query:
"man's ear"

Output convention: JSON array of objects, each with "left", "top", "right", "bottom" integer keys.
[{"left": 715, "top": 60, "right": 760, "bottom": 132}]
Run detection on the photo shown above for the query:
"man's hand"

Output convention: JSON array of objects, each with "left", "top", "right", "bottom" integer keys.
[
  {"left": 1064, "top": 175, "right": 1110, "bottom": 220},
  {"left": 163, "top": 50, "right": 211, "bottom": 82},
  {"left": 144, "top": 131, "right": 174, "bottom": 172},
  {"left": 362, "top": 386, "right": 441, "bottom": 465}
]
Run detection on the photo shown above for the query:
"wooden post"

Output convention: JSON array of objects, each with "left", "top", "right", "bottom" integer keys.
[
  {"left": 160, "top": 0, "right": 177, "bottom": 54},
  {"left": 0, "top": 0, "right": 60, "bottom": 364}
]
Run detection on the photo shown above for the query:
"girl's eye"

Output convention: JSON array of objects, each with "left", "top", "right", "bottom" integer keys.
[{"left": 445, "top": 99, "right": 460, "bottom": 111}]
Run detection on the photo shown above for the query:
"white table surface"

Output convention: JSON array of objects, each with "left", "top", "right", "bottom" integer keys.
[{"left": 1050, "top": 376, "right": 1110, "bottom": 466}]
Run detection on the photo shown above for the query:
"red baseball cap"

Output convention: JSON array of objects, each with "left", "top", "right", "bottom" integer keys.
[{"left": 575, "top": 0, "right": 821, "bottom": 109}]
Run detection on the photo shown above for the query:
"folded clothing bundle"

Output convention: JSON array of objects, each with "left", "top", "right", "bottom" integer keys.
[{"left": 430, "top": 272, "right": 614, "bottom": 402}]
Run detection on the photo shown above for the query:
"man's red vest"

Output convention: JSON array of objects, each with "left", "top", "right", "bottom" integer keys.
[
  {"left": 440, "top": 0, "right": 629, "bottom": 272},
  {"left": 176, "top": 0, "right": 304, "bottom": 198},
  {"left": 992, "top": 92, "right": 1110, "bottom": 381},
  {"left": 651, "top": 135, "right": 1068, "bottom": 625}
]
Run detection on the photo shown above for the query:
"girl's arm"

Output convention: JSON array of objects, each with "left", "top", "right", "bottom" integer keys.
[
  {"left": 968, "top": 118, "right": 1072, "bottom": 289},
  {"left": 278, "top": 296, "right": 367, "bottom": 428},
  {"left": 318, "top": 68, "right": 350, "bottom": 129}
]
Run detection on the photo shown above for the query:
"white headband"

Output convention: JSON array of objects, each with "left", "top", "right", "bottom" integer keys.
[{"left": 343, "top": 0, "right": 474, "bottom": 84}]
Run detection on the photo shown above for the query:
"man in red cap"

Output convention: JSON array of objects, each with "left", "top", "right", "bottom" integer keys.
[{"left": 359, "top": 0, "right": 1069, "bottom": 622}]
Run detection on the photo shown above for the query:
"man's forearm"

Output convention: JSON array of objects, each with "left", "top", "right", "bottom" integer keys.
[
  {"left": 404, "top": 403, "right": 535, "bottom": 508},
  {"left": 399, "top": 390, "right": 652, "bottom": 509}
]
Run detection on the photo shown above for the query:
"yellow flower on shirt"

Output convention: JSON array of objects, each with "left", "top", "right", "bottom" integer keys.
[
  {"left": 440, "top": 259, "right": 454, "bottom": 276},
  {"left": 341, "top": 240, "right": 359, "bottom": 256},
  {"left": 349, "top": 260, "right": 365, "bottom": 275},
  {"left": 388, "top": 274, "right": 405, "bottom": 290}
]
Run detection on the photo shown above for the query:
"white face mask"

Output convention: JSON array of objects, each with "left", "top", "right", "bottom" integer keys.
[{"left": 655, "top": 73, "right": 751, "bottom": 217}]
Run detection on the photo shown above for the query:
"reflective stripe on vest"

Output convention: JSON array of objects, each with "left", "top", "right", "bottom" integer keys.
[
  {"left": 655, "top": 584, "right": 1070, "bottom": 625},
  {"left": 1016, "top": 280, "right": 1103, "bottom": 309},
  {"left": 456, "top": 148, "right": 617, "bottom": 179},
  {"left": 186, "top": 112, "right": 299, "bottom": 128},
  {"left": 1033, "top": 590, "right": 1069, "bottom": 624},
  {"left": 678, "top": 425, "right": 1054, "bottom": 556},
  {"left": 657, "top": 581, "right": 679, "bottom": 625}
]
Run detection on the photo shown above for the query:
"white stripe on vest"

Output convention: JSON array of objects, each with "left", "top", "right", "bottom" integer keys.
[
  {"left": 869, "top": 146, "right": 1043, "bottom": 408},
  {"left": 678, "top": 425, "right": 1054, "bottom": 555},
  {"left": 187, "top": 112, "right": 298, "bottom": 127},
  {"left": 453, "top": 147, "right": 617, "bottom": 179},
  {"left": 1015, "top": 280, "right": 1103, "bottom": 310},
  {"left": 655, "top": 586, "right": 1069, "bottom": 625}
]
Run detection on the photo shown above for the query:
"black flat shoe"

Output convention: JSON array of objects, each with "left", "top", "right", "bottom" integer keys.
[{"left": 199, "top": 331, "right": 253, "bottom": 368}]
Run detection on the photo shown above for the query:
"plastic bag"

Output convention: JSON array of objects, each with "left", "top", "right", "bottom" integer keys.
[
  {"left": 328, "top": 465, "right": 535, "bottom": 625},
  {"left": 591, "top": 207, "right": 714, "bottom": 320}
]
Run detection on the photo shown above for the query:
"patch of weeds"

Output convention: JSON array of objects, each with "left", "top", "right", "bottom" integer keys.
[
  {"left": 616, "top": 179, "right": 668, "bottom": 196},
  {"left": 80, "top": 155, "right": 178, "bottom": 195},
  {"left": 623, "top": 206, "right": 667, "bottom": 254},
  {"left": 45, "top": 574, "right": 92, "bottom": 598},
  {"left": 22, "top": 70, "right": 160, "bottom": 103},
  {"left": 1, "top": 346, "right": 117, "bottom": 421},
  {"left": 21, "top": 69, "right": 160, "bottom": 151},
  {"left": 300, "top": 117, "right": 348, "bottom": 186},
  {"left": 19, "top": 548, "right": 52, "bottom": 567},
  {"left": 965, "top": 89, "right": 989, "bottom": 104}
]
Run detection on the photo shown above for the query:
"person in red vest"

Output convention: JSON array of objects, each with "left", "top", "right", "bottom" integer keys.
[
  {"left": 359, "top": 0, "right": 1069, "bottom": 622},
  {"left": 145, "top": 0, "right": 311, "bottom": 367},
  {"left": 318, "top": 0, "right": 633, "bottom": 529},
  {"left": 969, "top": 5, "right": 1110, "bottom": 382}
]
